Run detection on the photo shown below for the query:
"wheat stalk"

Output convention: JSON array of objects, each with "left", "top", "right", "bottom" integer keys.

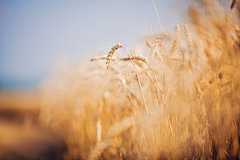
[
  {"left": 142, "top": 70, "right": 163, "bottom": 107},
  {"left": 106, "top": 44, "right": 123, "bottom": 70},
  {"left": 150, "top": 0, "right": 163, "bottom": 33},
  {"left": 120, "top": 55, "right": 148, "bottom": 63},
  {"left": 230, "top": 0, "right": 237, "bottom": 10},
  {"left": 96, "top": 99, "right": 104, "bottom": 143},
  {"left": 87, "top": 140, "right": 113, "bottom": 160},
  {"left": 183, "top": 23, "right": 192, "bottom": 54},
  {"left": 146, "top": 40, "right": 153, "bottom": 49},
  {"left": 155, "top": 34, "right": 168, "bottom": 47},
  {"left": 117, "top": 47, "right": 157, "bottom": 145},
  {"left": 91, "top": 55, "right": 116, "bottom": 61},
  {"left": 120, "top": 54, "right": 162, "bottom": 109},
  {"left": 89, "top": 117, "right": 135, "bottom": 160},
  {"left": 175, "top": 24, "right": 180, "bottom": 38},
  {"left": 169, "top": 25, "right": 180, "bottom": 55},
  {"left": 227, "top": 0, "right": 237, "bottom": 28},
  {"left": 107, "top": 116, "right": 134, "bottom": 138}
]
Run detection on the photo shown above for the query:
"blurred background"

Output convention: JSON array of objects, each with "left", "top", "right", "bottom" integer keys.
[{"left": 0, "top": 0, "right": 193, "bottom": 90}]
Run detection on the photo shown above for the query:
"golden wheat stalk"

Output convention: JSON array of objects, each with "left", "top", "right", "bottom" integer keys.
[
  {"left": 226, "top": 0, "right": 237, "bottom": 27},
  {"left": 155, "top": 34, "right": 168, "bottom": 47},
  {"left": 87, "top": 140, "right": 113, "bottom": 160},
  {"left": 106, "top": 116, "right": 134, "bottom": 138},
  {"left": 96, "top": 99, "right": 104, "bottom": 143},
  {"left": 96, "top": 120, "right": 102, "bottom": 143},
  {"left": 118, "top": 48, "right": 156, "bottom": 143},
  {"left": 175, "top": 24, "right": 180, "bottom": 38},
  {"left": 120, "top": 55, "right": 148, "bottom": 63},
  {"left": 183, "top": 23, "right": 192, "bottom": 54},
  {"left": 91, "top": 55, "right": 116, "bottom": 61},
  {"left": 150, "top": 0, "right": 163, "bottom": 33},
  {"left": 89, "top": 117, "right": 134, "bottom": 160},
  {"left": 169, "top": 25, "right": 180, "bottom": 55},
  {"left": 106, "top": 44, "right": 123, "bottom": 70},
  {"left": 146, "top": 40, "right": 153, "bottom": 49},
  {"left": 120, "top": 74, "right": 140, "bottom": 109},
  {"left": 120, "top": 54, "right": 162, "bottom": 105},
  {"left": 136, "top": 73, "right": 156, "bottom": 144},
  {"left": 142, "top": 70, "right": 163, "bottom": 107},
  {"left": 230, "top": 0, "right": 237, "bottom": 10},
  {"left": 169, "top": 41, "right": 178, "bottom": 55}
]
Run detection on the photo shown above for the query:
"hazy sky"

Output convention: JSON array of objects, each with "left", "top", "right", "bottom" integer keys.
[{"left": 0, "top": 0, "right": 191, "bottom": 89}]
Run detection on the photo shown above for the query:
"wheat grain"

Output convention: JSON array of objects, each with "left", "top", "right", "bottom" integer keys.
[{"left": 120, "top": 55, "right": 148, "bottom": 63}]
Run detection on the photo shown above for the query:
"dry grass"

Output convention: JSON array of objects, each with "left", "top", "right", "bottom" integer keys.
[{"left": 37, "top": 0, "right": 240, "bottom": 159}]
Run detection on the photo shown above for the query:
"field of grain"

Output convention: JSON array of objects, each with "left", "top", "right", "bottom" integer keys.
[{"left": 1, "top": 0, "right": 240, "bottom": 159}]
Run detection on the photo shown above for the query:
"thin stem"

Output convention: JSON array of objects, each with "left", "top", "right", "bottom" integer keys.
[
  {"left": 143, "top": 70, "right": 162, "bottom": 107},
  {"left": 206, "top": 0, "right": 208, "bottom": 31},
  {"left": 123, "top": 46, "right": 163, "bottom": 109},
  {"left": 220, "top": 0, "right": 222, "bottom": 20},
  {"left": 136, "top": 73, "right": 149, "bottom": 115},
  {"left": 150, "top": 0, "right": 163, "bottom": 33}
]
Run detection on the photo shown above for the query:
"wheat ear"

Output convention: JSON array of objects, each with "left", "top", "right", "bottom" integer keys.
[
  {"left": 146, "top": 40, "right": 153, "bottom": 49},
  {"left": 183, "top": 23, "right": 192, "bottom": 54},
  {"left": 230, "top": 0, "right": 237, "bottom": 10},
  {"left": 156, "top": 34, "right": 168, "bottom": 47},
  {"left": 120, "top": 55, "right": 148, "bottom": 63},
  {"left": 169, "top": 25, "right": 180, "bottom": 55},
  {"left": 106, "top": 44, "right": 123, "bottom": 70}
]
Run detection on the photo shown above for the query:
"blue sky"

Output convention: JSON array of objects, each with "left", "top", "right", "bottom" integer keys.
[{"left": 0, "top": 0, "right": 190, "bottom": 89}]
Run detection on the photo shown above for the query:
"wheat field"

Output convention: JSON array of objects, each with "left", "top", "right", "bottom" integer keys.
[{"left": 1, "top": 0, "right": 240, "bottom": 159}]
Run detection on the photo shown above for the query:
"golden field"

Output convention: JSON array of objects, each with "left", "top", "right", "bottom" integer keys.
[{"left": 1, "top": 0, "right": 240, "bottom": 159}]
